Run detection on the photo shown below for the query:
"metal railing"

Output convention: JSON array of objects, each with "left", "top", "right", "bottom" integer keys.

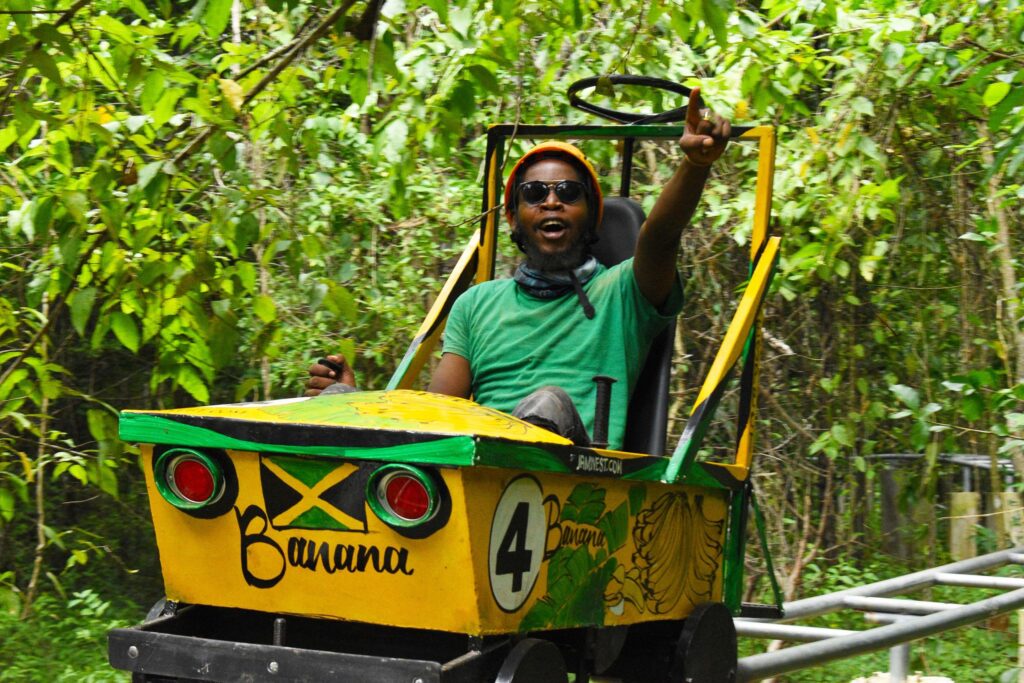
[{"left": 735, "top": 547, "right": 1024, "bottom": 682}]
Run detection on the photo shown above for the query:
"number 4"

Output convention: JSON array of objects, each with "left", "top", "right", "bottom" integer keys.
[{"left": 495, "top": 502, "right": 532, "bottom": 592}]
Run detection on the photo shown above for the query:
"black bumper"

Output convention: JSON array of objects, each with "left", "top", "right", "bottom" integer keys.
[{"left": 108, "top": 605, "right": 504, "bottom": 682}]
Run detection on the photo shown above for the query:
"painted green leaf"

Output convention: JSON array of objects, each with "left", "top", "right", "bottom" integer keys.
[
  {"left": 543, "top": 547, "right": 578, "bottom": 604},
  {"left": 562, "top": 483, "right": 605, "bottom": 526},
  {"left": 628, "top": 485, "right": 646, "bottom": 517},
  {"left": 519, "top": 597, "right": 556, "bottom": 631},
  {"left": 598, "top": 502, "right": 629, "bottom": 553}
]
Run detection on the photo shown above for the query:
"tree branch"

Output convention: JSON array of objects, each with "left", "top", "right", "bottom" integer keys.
[
  {"left": 0, "top": 0, "right": 91, "bottom": 120},
  {"left": 173, "top": 0, "right": 360, "bottom": 168},
  {"left": 235, "top": 10, "right": 321, "bottom": 80}
]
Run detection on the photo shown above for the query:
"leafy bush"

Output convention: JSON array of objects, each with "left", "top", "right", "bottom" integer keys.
[{"left": 0, "top": 590, "right": 131, "bottom": 682}]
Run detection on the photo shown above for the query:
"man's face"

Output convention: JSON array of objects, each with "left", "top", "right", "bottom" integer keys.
[{"left": 512, "top": 158, "right": 592, "bottom": 272}]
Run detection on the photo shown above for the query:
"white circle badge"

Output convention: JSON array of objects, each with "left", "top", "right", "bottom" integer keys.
[{"left": 488, "top": 476, "right": 546, "bottom": 612}]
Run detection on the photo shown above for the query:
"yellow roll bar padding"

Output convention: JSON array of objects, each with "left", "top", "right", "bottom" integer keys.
[
  {"left": 662, "top": 235, "right": 781, "bottom": 484},
  {"left": 476, "top": 146, "right": 502, "bottom": 284},
  {"left": 691, "top": 237, "right": 779, "bottom": 410},
  {"left": 735, "top": 126, "right": 776, "bottom": 472},
  {"left": 388, "top": 232, "right": 480, "bottom": 390},
  {"left": 742, "top": 125, "right": 776, "bottom": 258}
]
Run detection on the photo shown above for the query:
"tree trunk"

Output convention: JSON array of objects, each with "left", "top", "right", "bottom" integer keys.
[
  {"left": 21, "top": 296, "right": 49, "bottom": 618},
  {"left": 981, "top": 127, "right": 1024, "bottom": 478}
]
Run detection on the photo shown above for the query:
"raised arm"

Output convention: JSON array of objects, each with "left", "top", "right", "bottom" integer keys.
[{"left": 634, "top": 87, "right": 731, "bottom": 308}]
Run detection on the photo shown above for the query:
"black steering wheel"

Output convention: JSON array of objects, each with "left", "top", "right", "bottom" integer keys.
[{"left": 567, "top": 75, "right": 693, "bottom": 124}]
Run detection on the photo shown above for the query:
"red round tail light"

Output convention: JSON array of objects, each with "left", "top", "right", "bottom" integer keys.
[
  {"left": 170, "top": 457, "right": 217, "bottom": 504},
  {"left": 367, "top": 465, "right": 439, "bottom": 528},
  {"left": 383, "top": 473, "right": 430, "bottom": 521},
  {"left": 155, "top": 449, "right": 225, "bottom": 510}
]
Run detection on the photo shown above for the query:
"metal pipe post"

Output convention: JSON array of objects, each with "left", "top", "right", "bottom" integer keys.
[
  {"left": 889, "top": 642, "right": 909, "bottom": 683},
  {"left": 777, "top": 547, "right": 1024, "bottom": 621},
  {"left": 736, "top": 587, "right": 1024, "bottom": 681}
]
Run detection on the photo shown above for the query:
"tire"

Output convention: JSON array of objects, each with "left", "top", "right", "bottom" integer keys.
[
  {"left": 668, "top": 603, "right": 737, "bottom": 683},
  {"left": 494, "top": 638, "right": 569, "bottom": 683}
]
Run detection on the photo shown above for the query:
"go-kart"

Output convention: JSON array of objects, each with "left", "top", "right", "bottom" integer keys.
[{"left": 108, "top": 76, "right": 782, "bottom": 683}]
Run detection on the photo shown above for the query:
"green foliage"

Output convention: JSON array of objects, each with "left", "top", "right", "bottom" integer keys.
[
  {"left": 0, "top": 590, "right": 130, "bottom": 681},
  {"left": 522, "top": 484, "right": 627, "bottom": 630},
  {"left": 0, "top": 0, "right": 1022, "bottom": 675}
]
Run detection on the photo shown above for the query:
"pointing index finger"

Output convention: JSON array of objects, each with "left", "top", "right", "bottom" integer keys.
[{"left": 686, "top": 86, "right": 704, "bottom": 131}]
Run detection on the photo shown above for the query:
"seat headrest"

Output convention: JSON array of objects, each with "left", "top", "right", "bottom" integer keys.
[{"left": 589, "top": 197, "right": 646, "bottom": 267}]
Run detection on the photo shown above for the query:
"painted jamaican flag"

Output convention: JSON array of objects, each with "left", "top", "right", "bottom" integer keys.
[{"left": 259, "top": 454, "right": 373, "bottom": 532}]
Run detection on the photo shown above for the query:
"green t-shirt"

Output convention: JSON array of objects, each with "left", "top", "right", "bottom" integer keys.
[{"left": 442, "top": 257, "right": 682, "bottom": 450}]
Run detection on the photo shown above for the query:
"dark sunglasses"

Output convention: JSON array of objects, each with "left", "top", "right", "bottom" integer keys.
[{"left": 517, "top": 180, "right": 586, "bottom": 205}]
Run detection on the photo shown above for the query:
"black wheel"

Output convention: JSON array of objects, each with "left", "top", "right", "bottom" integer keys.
[
  {"left": 603, "top": 620, "right": 682, "bottom": 682},
  {"left": 495, "top": 638, "right": 569, "bottom": 683},
  {"left": 591, "top": 625, "right": 628, "bottom": 674},
  {"left": 669, "top": 603, "right": 737, "bottom": 683}
]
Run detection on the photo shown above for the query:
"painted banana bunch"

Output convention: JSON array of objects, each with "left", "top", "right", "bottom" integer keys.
[{"left": 608, "top": 492, "right": 726, "bottom": 615}]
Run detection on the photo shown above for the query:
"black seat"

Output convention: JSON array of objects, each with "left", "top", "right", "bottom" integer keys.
[{"left": 590, "top": 197, "right": 676, "bottom": 455}]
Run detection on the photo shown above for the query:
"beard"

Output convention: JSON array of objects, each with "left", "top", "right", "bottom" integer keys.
[{"left": 515, "top": 222, "right": 589, "bottom": 273}]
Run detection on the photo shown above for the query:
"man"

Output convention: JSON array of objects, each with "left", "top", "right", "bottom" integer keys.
[{"left": 307, "top": 88, "right": 730, "bottom": 450}]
